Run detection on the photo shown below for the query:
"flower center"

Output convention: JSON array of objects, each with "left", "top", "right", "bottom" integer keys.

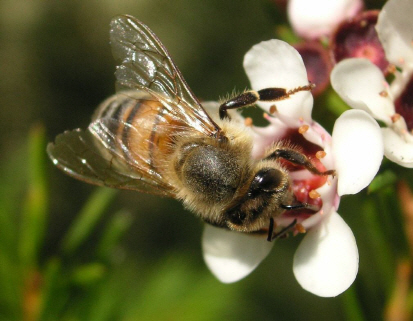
[
  {"left": 354, "top": 44, "right": 378, "bottom": 61},
  {"left": 279, "top": 129, "right": 329, "bottom": 218},
  {"left": 331, "top": 10, "right": 389, "bottom": 73},
  {"left": 394, "top": 75, "right": 413, "bottom": 131}
]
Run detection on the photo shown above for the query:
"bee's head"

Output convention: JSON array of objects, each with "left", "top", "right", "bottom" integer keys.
[{"left": 224, "top": 164, "right": 291, "bottom": 232}]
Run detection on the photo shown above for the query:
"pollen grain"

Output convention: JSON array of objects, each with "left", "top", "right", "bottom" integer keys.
[
  {"left": 379, "top": 90, "right": 388, "bottom": 97},
  {"left": 309, "top": 190, "right": 321, "bottom": 199},
  {"left": 298, "top": 125, "right": 309, "bottom": 134},
  {"left": 269, "top": 105, "right": 277, "bottom": 114},
  {"left": 316, "top": 151, "right": 326, "bottom": 159},
  {"left": 295, "top": 223, "right": 306, "bottom": 234},
  {"left": 392, "top": 113, "right": 401, "bottom": 123},
  {"left": 244, "top": 117, "right": 253, "bottom": 127}
]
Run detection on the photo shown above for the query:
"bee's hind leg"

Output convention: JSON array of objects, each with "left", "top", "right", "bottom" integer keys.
[{"left": 219, "top": 84, "right": 315, "bottom": 120}]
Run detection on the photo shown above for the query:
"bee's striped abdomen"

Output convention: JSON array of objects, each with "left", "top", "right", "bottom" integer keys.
[{"left": 93, "top": 92, "right": 183, "bottom": 177}]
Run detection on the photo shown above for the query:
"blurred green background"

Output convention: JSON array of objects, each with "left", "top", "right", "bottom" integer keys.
[{"left": 2, "top": 0, "right": 412, "bottom": 320}]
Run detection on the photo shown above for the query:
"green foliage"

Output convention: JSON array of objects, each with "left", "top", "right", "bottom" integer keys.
[
  {"left": 61, "top": 188, "right": 117, "bottom": 256},
  {"left": 368, "top": 170, "right": 398, "bottom": 194},
  {"left": 20, "top": 125, "right": 49, "bottom": 270},
  {"left": 0, "top": 125, "right": 251, "bottom": 321}
]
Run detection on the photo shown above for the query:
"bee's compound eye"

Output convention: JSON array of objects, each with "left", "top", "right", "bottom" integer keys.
[{"left": 251, "top": 168, "right": 284, "bottom": 192}]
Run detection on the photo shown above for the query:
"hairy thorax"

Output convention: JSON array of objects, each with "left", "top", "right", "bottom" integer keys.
[{"left": 168, "top": 122, "right": 254, "bottom": 224}]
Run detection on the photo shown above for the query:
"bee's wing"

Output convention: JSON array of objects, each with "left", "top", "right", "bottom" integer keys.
[
  {"left": 47, "top": 94, "right": 176, "bottom": 197},
  {"left": 48, "top": 15, "right": 220, "bottom": 196},
  {"left": 109, "top": 15, "right": 220, "bottom": 136},
  {"left": 47, "top": 127, "right": 175, "bottom": 196}
]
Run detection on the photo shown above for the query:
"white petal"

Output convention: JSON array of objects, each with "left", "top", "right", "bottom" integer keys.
[
  {"left": 382, "top": 128, "right": 413, "bottom": 168},
  {"left": 331, "top": 59, "right": 395, "bottom": 124},
  {"left": 201, "top": 100, "right": 245, "bottom": 125},
  {"left": 377, "top": 0, "right": 413, "bottom": 69},
  {"left": 251, "top": 120, "right": 289, "bottom": 159},
  {"left": 201, "top": 101, "right": 220, "bottom": 113},
  {"left": 243, "top": 40, "right": 313, "bottom": 122},
  {"left": 202, "top": 225, "right": 273, "bottom": 283},
  {"left": 287, "top": 0, "right": 363, "bottom": 39},
  {"left": 293, "top": 211, "right": 358, "bottom": 297},
  {"left": 332, "top": 109, "right": 383, "bottom": 196}
]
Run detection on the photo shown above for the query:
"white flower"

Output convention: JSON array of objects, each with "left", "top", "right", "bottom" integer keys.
[
  {"left": 202, "top": 40, "right": 383, "bottom": 297},
  {"left": 287, "top": 0, "right": 363, "bottom": 40},
  {"left": 331, "top": 0, "right": 413, "bottom": 168}
]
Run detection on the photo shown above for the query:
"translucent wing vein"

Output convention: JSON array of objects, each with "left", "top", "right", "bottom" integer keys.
[{"left": 109, "top": 15, "right": 219, "bottom": 135}]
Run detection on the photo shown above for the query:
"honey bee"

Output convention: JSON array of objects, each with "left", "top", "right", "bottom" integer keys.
[{"left": 48, "top": 15, "right": 334, "bottom": 241}]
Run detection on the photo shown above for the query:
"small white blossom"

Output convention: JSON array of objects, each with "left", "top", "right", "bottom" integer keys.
[
  {"left": 202, "top": 40, "right": 383, "bottom": 297},
  {"left": 287, "top": 0, "right": 363, "bottom": 40},
  {"left": 331, "top": 0, "right": 413, "bottom": 168}
]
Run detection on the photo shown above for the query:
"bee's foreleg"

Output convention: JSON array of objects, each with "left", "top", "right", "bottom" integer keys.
[
  {"left": 267, "top": 218, "right": 297, "bottom": 242},
  {"left": 280, "top": 202, "right": 320, "bottom": 212},
  {"left": 218, "top": 84, "right": 315, "bottom": 120},
  {"left": 264, "top": 148, "right": 336, "bottom": 177},
  {"left": 267, "top": 201, "right": 321, "bottom": 241}
]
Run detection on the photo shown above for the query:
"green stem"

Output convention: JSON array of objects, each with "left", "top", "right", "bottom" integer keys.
[
  {"left": 61, "top": 187, "right": 117, "bottom": 255},
  {"left": 19, "top": 124, "right": 49, "bottom": 270}
]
